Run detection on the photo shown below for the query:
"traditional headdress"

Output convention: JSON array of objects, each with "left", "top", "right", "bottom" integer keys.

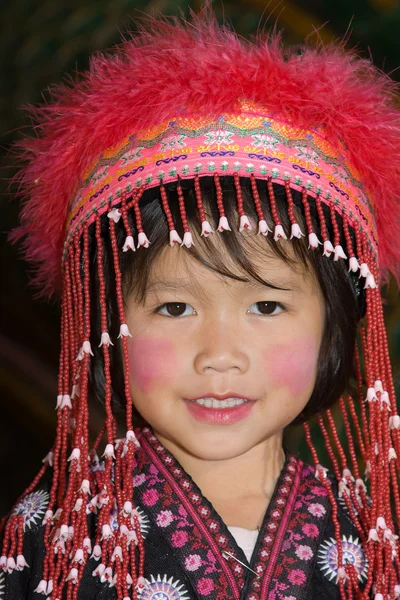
[{"left": 2, "top": 10, "right": 400, "bottom": 600}]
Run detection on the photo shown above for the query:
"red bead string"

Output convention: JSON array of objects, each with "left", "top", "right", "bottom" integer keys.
[
  {"left": 250, "top": 174, "right": 265, "bottom": 222},
  {"left": 194, "top": 174, "right": 207, "bottom": 222},
  {"left": 315, "top": 195, "right": 329, "bottom": 242},
  {"left": 339, "top": 396, "right": 365, "bottom": 477},
  {"left": 58, "top": 289, "right": 70, "bottom": 504},
  {"left": 95, "top": 216, "right": 115, "bottom": 444},
  {"left": 329, "top": 202, "right": 341, "bottom": 248},
  {"left": 214, "top": 172, "right": 225, "bottom": 218},
  {"left": 266, "top": 178, "right": 282, "bottom": 227},
  {"left": 301, "top": 188, "right": 315, "bottom": 235},
  {"left": 121, "top": 191, "right": 134, "bottom": 238},
  {"left": 160, "top": 183, "right": 176, "bottom": 232},
  {"left": 233, "top": 172, "right": 245, "bottom": 218},
  {"left": 354, "top": 339, "right": 370, "bottom": 453},
  {"left": 342, "top": 216, "right": 355, "bottom": 259},
  {"left": 108, "top": 218, "right": 133, "bottom": 432},
  {"left": 324, "top": 409, "right": 366, "bottom": 540},
  {"left": 303, "top": 422, "right": 347, "bottom": 600},
  {"left": 284, "top": 180, "right": 297, "bottom": 226},
  {"left": 108, "top": 214, "right": 137, "bottom": 534},
  {"left": 177, "top": 183, "right": 190, "bottom": 233},
  {"left": 126, "top": 186, "right": 146, "bottom": 233}
]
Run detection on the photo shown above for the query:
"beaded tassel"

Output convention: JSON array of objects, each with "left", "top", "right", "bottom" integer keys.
[
  {"left": 329, "top": 202, "right": 347, "bottom": 261},
  {"left": 250, "top": 174, "right": 271, "bottom": 236},
  {"left": 267, "top": 178, "right": 287, "bottom": 240},
  {"left": 233, "top": 172, "right": 252, "bottom": 232},
  {"left": 120, "top": 192, "right": 136, "bottom": 252},
  {"left": 194, "top": 174, "right": 213, "bottom": 236},
  {"left": 284, "top": 180, "right": 304, "bottom": 239},
  {"left": 107, "top": 210, "right": 145, "bottom": 597},
  {"left": 342, "top": 215, "right": 359, "bottom": 273},
  {"left": 177, "top": 182, "right": 193, "bottom": 247},
  {"left": 160, "top": 182, "right": 182, "bottom": 245},
  {"left": 315, "top": 195, "right": 334, "bottom": 257},
  {"left": 301, "top": 187, "right": 321, "bottom": 249},
  {"left": 126, "top": 186, "right": 149, "bottom": 248},
  {"left": 214, "top": 172, "right": 231, "bottom": 232}
]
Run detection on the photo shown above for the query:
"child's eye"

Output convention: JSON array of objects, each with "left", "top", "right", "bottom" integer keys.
[
  {"left": 157, "top": 303, "right": 196, "bottom": 317},
  {"left": 247, "top": 301, "right": 284, "bottom": 316}
]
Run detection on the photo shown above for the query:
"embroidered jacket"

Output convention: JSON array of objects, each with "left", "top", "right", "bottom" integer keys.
[{"left": 2, "top": 427, "right": 368, "bottom": 600}]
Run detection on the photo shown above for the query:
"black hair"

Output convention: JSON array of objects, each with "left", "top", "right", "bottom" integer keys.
[{"left": 88, "top": 176, "right": 363, "bottom": 427}]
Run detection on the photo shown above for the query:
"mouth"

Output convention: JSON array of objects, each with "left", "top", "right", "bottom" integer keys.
[
  {"left": 184, "top": 394, "right": 256, "bottom": 424},
  {"left": 189, "top": 396, "right": 251, "bottom": 409}
]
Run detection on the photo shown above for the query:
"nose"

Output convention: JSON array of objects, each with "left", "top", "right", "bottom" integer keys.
[{"left": 193, "top": 319, "right": 250, "bottom": 375}]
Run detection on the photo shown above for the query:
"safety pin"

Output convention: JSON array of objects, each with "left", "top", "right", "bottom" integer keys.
[{"left": 222, "top": 551, "right": 261, "bottom": 579}]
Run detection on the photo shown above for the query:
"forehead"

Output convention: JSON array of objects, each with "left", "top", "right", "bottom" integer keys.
[{"left": 146, "top": 232, "right": 313, "bottom": 292}]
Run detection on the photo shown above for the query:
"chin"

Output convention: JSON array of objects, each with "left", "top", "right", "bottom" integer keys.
[{"left": 169, "top": 426, "right": 267, "bottom": 462}]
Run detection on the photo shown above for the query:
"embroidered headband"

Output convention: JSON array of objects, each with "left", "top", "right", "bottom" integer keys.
[{"left": 3, "top": 11, "right": 400, "bottom": 600}]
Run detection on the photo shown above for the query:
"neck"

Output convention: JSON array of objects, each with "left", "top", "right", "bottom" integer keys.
[{"left": 152, "top": 429, "right": 285, "bottom": 508}]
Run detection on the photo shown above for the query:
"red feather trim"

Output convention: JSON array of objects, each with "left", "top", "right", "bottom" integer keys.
[{"left": 10, "top": 10, "right": 400, "bottom": 296}]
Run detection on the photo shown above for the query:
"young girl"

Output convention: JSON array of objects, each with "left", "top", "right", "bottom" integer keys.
[{"left": 2, "top": 11, "right": 400, "bottom": 600}]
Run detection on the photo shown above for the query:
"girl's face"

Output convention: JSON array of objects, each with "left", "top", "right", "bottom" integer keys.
[{"left": 125, "top": 240, "right": 325, "bottom": 461}]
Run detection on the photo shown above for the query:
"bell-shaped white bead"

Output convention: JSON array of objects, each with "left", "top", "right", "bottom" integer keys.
[
  {"left": 65, "top": 567, "right": 79, "bottom": 583},
  {"left": 118, "top": 324, "right": 132, "bottom": 338},
  {"left": 79, "top": 479, "right": 91, "bottom": 494},
  {"left": 359, "top": 263, "right": 370, "bottom": 278},
  {"left": 169, "top": 229, "right": 182, "bottom": 246},
  {"left": 274, "top": 225, "right": 287, "bottom": 241},
  {"left": 217, "top": 216, "right": 231, "bottom": 232},
  {"left": 333, "top": 244, "right": 347, "bottom": 261},
  {"left": 137, "top": 232, "right": 150, "bottom": 248},
  {"left": 308, "top": 232, "right": 321, "bottom": 249},
  {"left": 364, "top": 273, "right": 377, "bottom": 289},
  {"left": 257, "top": 219, "right": 271, "bottom": 236},
  {"left": 34, "top": 580, "right": 48, "bottom": 594},
  {"left": 290, "top": 223, "right": 304, "bottom": 239},
  {"left": 92, "top": 563, "right": 106, "bottom": 577},
  {"left": 99, "top": 332, "right": 113, "bottom": 347},
  {"left": 107, "top": 208, "right": 122, "bottom": 223},
  {"left": 102, "top": 444, "right": 116, "bottom": 459},
  {"left": 348, "top": 257, "right": 360, "bottom": 273},
  {"left": 322, "top": 240, "right": 334, "bottom": 257},
  {"left": 91, "top": 545, "right": 102, "bottom": 561},
  {"left": 239, "top": 215, "right": 252, "bottom": 232},
  {"left": 181, "top": 232, "right": 194, "bottom": 248},
  {"left": 389, "top": 415, "right": 400, "bottom": 429},
  {"left": 16, "top": 555, "right": 29, "bottom": 571},
  {"left": 123, "top": 235, "right": 135, "bottom": 252},
  {"left": 200, "top": 220, "right": 213, "bottom": 237}
]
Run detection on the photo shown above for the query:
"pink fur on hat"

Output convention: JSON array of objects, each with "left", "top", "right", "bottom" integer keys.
[{"left": 11, "top": 10, "right": 400, "bottom": 296}]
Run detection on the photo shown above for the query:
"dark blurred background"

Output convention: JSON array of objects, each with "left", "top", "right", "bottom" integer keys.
[{"left": 1, "top": 0, "right": 400, "bottom": 517}]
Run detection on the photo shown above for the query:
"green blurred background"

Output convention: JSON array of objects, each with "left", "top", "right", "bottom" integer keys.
[{"left": 1, "top": 0, "right": 399, "bottom": 516}]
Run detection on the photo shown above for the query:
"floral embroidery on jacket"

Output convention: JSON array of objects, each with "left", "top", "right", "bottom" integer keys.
[{"left": 134, "top": 428, "right": 333, "bottom": 600}]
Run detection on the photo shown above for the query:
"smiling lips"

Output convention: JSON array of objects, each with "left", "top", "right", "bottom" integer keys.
[{"left": 184, "top": 394, "right": 256, "bottom": 424}]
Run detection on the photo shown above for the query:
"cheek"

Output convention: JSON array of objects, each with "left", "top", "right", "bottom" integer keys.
[
  {"left": 128, "top": 336, "right": 177, "bottom": 393},
  {"left": 263, "top": 338, "right": 319, "bottom": 398}
]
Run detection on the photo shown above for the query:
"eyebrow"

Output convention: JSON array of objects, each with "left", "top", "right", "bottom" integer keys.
[{"left": 145, "top": 276, "right": 303, "bottom": 295}]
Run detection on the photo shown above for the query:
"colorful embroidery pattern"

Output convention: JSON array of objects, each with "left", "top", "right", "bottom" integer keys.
[
  {"left": 65, "top": 105, "right": 377, "bottom": 256},
  {"left": 11, "top": 490, "right": 49, "bottom": 530},
  {"left": 318, "top": 535, "right": 368, "bottom": 583},
  {"left": 137, "top": 429, "right": 241, "bottom": 600},
  {"left": 135, "top": 428, "right": 333, "bottom": 600},
  {"left": 140, "top": 574, "right": 190, "bottom": 600},
  {"left": 245, "top": 464, "right": 331, "bottom": 600}
]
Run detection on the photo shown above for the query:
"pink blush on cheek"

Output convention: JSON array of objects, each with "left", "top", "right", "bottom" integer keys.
[
  {"left": 263, "top": 338, "right": 319, "bottom": 398},
  {"left": 128, "top": 337, "right": 177, "bottom": 393}
]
